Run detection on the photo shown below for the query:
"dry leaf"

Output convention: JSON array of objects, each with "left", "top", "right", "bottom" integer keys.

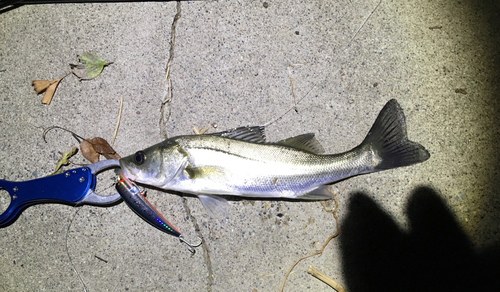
[
  {"left": 32, "top": 77, "right": 64, "bottom": 105},
  {"left": 43, "top": 126, "right": 120, "bottom": 163},
  {"left": 41, "top": 78, "right": 64, "bottom": 105},
  {"left": 32, "top": 80, "right": 52, "bottom": 94},
  {"left": 82, "top": 137, "right": 121, "bottom": 162},
  {"left": 80, "top": 140, "right": 100, "bottom": 163}
]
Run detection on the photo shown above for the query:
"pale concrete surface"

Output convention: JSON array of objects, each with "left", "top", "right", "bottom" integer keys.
[{"left": 0, "top": 0, "right": 499, "bottom": 291}]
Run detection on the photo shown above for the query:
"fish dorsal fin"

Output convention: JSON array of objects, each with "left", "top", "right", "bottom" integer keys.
[
  {"left": 211, "top": 126, "right": 266, "bottom": 143},
  {"left": 276, "top": 133, "right": 325, "bottom": 154}
]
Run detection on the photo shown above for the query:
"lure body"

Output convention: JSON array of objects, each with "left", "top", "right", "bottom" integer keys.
[{"left": 116, "top": 174, "right": 181, "bottom": 237}]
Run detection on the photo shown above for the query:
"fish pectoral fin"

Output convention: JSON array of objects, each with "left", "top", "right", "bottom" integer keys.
[
  {"left": 184, "top": 165, "right": 224, "bottom": 180},
  {"left": 277, "top": 133, "right": 325, "bottom": 154},
  {"left": 198, "top": 194, "right": 229, "bottom": 222},
  {"left": 297, "top": 186, "right": 334, "bottom": 200}
]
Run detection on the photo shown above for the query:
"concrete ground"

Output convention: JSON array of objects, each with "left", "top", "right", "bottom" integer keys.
[{"left": 1, "top": 0, "right": 499, "bottom": 291}]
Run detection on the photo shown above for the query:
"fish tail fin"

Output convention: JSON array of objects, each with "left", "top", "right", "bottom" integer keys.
[{"left": 361, "top": 99, "right": 430, "bottom": 171}]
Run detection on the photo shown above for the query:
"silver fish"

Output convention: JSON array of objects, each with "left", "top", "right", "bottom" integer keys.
[{"left": 118, "top": 99, "right": 429, "bottom": 218}]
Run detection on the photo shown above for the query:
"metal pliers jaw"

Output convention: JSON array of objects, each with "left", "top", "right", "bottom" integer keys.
[
  {"left": 0, "top": 159, "right": 122, "bottom": 228},
  {"left": 78, "top": 159, "right": 122, "bottom": 204}
]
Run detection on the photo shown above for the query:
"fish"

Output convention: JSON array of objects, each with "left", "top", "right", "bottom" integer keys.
[{"left": 118, "top": 99, "right": 430, "bottom": 219}]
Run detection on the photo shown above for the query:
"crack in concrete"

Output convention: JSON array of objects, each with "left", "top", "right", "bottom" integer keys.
[
  {"left": 182, "top": 198, "right": 214, "bottom": 292},
  {"left": 160, "top": 4, "right": 214, "bottom": 289},
  {"left": 160, "top": 1, "right": 182, "bottom": 139}
]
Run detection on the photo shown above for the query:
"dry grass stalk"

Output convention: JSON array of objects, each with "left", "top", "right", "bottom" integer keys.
[{"left": 307, "top": 265, "right": 346, "bottom": 292}]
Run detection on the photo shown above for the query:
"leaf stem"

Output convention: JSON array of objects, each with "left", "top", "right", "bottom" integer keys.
[{"left": 42, "top": 126, "right": 85, "bottom": 143}]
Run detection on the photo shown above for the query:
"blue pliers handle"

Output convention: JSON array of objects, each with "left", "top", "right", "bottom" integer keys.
[{"left": 0, "top": 159, "right": 122, "bottom": 228}]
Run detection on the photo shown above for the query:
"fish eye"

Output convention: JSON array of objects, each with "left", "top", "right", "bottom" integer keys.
[{"left": 133, "top": 151, "right": 146, "bottom": 165}]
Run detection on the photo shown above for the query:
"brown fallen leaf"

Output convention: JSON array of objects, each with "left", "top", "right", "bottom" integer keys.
[
  {"left": 41, "top": 78, "right": 64, "bottom": 105},
  {"left": 80, "top": 140, "right": 100, "bottom": 163},
  {"left": 84, "top": 137, "right": 121, "bottom": 161},
  {"left": 32, "top": 76, "right": 67, "bottom": 105},
  {"left": 31, "top": 75, "right": 68, "bottom": 104},
  {"left": 43, "top": 126, "right": 121, "bottom": 163},
  {"left": 32, "top": 80, "right": 53, "bottom": 94}
]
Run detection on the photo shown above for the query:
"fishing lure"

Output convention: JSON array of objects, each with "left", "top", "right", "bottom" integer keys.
[{"left": 116, "top": 174, "right": 201, "bottom": 253}]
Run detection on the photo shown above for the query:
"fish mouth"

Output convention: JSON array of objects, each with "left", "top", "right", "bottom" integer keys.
[{"left": 116, "top": 160, "right": 138, "bottom": 181}]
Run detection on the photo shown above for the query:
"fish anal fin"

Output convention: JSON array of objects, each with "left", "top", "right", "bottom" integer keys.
[
  {"left": 277, "top": 133, "right": 325, "bottom": 154},
  {"left": 198, "top": 194, "right": 229, "bottom": 222},
  {"left": 297, "top": 186, "right": 334, "bottom": 200}
]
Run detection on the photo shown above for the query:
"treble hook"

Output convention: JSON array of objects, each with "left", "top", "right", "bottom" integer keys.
[
  {"left": 179, "top": 235, "right": 203, "bottom": 254},
  {"left": 116, "top": 174, "right": 204, "bottom": 253}
]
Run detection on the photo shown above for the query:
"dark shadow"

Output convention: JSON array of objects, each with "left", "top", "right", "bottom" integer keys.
[
  {"left": 0, "top": 3, "right": 22, "bottom": 14},
  {"left": 0, "top": 0, "right": 182, "bottom": 14},
  {"left": 340, "top": 186, "right": 500, "bottom": 292}
]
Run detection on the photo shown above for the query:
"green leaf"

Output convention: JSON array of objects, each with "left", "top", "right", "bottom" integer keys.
[
  {"left": 53, "top": 146, "right": 78, "bottom": 174},
  {"left": 70, "top": 52, "right": 112, "bottom": 80}
]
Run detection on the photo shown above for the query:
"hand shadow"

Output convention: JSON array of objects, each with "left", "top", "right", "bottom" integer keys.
[{"left": 340, "top": 186, "right": 500, "bottom": 292}]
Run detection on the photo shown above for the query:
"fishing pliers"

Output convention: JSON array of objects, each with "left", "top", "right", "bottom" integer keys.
[{"left": 0, "top": 159, "right": 122, "bottom": 228}]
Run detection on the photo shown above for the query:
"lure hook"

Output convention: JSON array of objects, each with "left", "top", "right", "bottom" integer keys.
[
  {"left": 116, "top": 174, "right": 202, "bottom": 253},
  {"left": 179, "top": 235, "right": 203, "bottom": 254}
]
